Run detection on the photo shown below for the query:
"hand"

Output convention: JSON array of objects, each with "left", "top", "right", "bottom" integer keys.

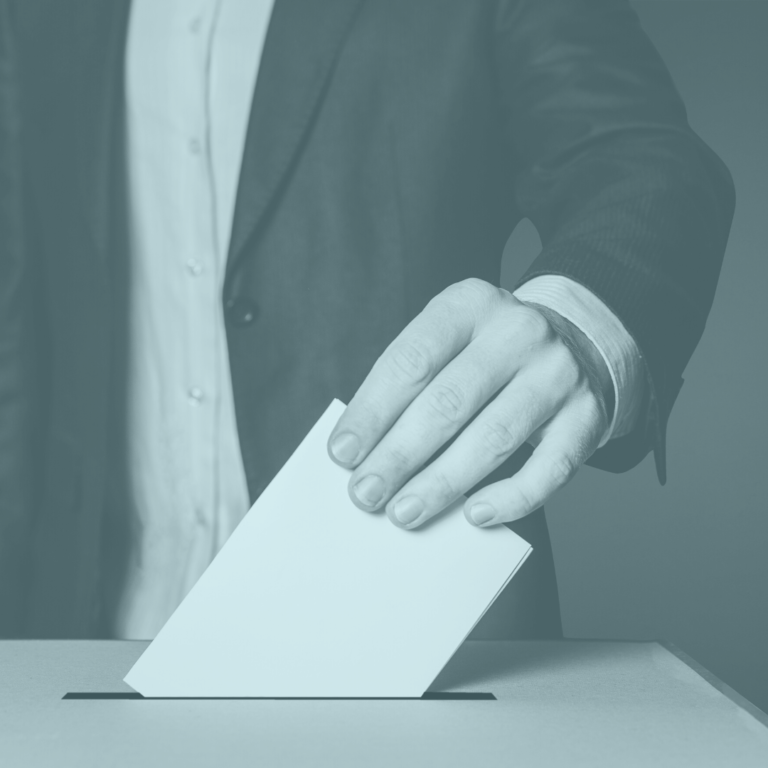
[{"left": 327, "top": 279, "right": 613, "bottom": 529}]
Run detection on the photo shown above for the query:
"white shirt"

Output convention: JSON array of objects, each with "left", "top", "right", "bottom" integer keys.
[
  {"left": 118, "top": 0, "right": 644, "bottom": 639},
  {"left": 117, "top": 0, "right": 273, "bottom": 638}
]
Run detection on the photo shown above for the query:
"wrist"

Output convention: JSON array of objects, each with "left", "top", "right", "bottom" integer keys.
[{"left": 521, "top": 300, "right": 615, "bottom": 424}]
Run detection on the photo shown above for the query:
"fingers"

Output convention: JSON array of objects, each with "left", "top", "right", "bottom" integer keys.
[
  {"left": 326, "top": 280, "right": 506, "bottom": 474},
  {"left": 325, "top": 280, "right": 607, "bottom": 528},
  {"left": 346, "top": 332, "right": 523, "bottom": 512},
  {"left": 462, "top": 398, "right": 606, "bottom": 527},
  {"left": 326, "top": 287, "right": 477, "bottom": 472},
  {"left": 382, "top": 367, "right": 565, "bottom": 529}
]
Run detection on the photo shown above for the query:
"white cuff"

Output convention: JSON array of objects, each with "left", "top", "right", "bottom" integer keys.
[{"left": 512, "top": 276, "right": 646, "bottom": 448}]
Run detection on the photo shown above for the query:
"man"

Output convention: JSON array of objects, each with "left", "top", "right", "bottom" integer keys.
[{"left": 1, "top": 0, "right": 735, "bottom": 639}]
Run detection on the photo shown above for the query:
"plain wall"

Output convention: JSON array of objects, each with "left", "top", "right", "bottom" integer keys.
[{"left": 503, "top": 0, "right": 768, "bottom": 713}]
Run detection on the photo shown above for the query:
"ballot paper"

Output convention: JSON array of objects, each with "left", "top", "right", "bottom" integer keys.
[{"left": 124, "top": 399, "right": 532, "bottom": 698}]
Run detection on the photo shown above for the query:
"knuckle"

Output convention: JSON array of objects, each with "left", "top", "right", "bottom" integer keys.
[
  {"left": 480, "top": 419, "right": 519, "bottom": 458},
  {"left": 453, "top": 277, "right": 494, "bottom": 298},
  {"left": 430, "top": 468, "right": 457, "bottom": 502},
  {"left": 385, "top": 444, "right": 415, "bottom": 475},
  {"left": 549, "top": 345, "right": 582, "bottom": 389},
  {"left": 516, "top": 305, "right": 555, "bottom": 344},
  {"left": 517, "top": 385, "right": 547, "bottom": 421},
  {"left": 439, "top": 278, "right": 499, "bottom": 311},
  {"left": 545, "top": 452, "right": 578, "bottom": 487},
  {"left": 508, "top": 483, "right": 539, "bottom": 515},
  {"left": 459, "top": 277, "right": 495, "bottom": 298},
  {"left": 572, "top": 396, "right": 608, "bottom": 442},
  {"left": 549, "top": 340, "right": 576, "bottom": 368},
  {"left": 425, "top": 382, "right": 465, "bottom": 424},
  {"left": 354, "top": 397, "right": 386, "bottom": 435},
  {"left": 388, "top": 340, "right": 433, "bottom": 385},
  {"left": 580, "top": 392, "right": 606, "bottom": 425}
]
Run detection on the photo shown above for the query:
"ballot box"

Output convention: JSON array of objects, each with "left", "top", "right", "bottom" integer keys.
[{"left": 1, "top": 639, "right": 767, "bottom": 767}]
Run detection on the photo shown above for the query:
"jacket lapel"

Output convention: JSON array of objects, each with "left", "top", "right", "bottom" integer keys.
[
  {"left": 226, "top": 0, "right": 364, "bottom": 275},
  {"left": 71, "top": 0, "right": 364, "bottom": 267},
  {"left": 74, "top": 0, "right": 132, "bottom": 259}
]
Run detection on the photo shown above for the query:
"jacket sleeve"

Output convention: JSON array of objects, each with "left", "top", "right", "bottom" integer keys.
[
  {"left": 0, "top": 0, "right": 40, "bottom": 636},
  {"left": 493, "top": 0, "right": 736, "bottom": 483}
]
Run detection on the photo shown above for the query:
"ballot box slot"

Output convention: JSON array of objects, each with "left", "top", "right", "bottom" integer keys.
[{"left": 62, "top": 691, "right": 496, "bottom": 701}]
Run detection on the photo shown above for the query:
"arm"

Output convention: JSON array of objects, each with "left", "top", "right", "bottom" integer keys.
[
  {"left": 493, "top": 0, "right": 735, "bottom": 482},
  {"left": 513, "top": 274, "right": 646, "bottom": 446},
  {"left": 325, "top": 0, "right": 735, "bottom": 529}
]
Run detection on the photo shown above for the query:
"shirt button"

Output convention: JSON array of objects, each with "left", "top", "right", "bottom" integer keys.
[
  {"left": 188, "top": 137, "right": 202, "bottom": 155},
  {"left": 188, "top": 387, "right": 205, "bottom": 404},
  {"left": 186, "top": 258, "right": 203, "bottom": 276},
  {"left": 189, "top": 17, "right": 202, "bottom": 34},
  {"left": 225, "top": 296, "right": 258, "bottom": 327}
]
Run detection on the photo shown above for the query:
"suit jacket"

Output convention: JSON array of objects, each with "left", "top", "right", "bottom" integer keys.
[{"left": 1, "top": 0, "right": 735, "bottom": 638}]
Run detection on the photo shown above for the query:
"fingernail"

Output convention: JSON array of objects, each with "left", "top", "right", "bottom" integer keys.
[
  {"left": 393, "top": 496, "right": 424, "bottom": 525},
  {"left": 470, "top": 503, "right": 496, "bottom": 526},
  {"left": 330, "top": 432, "right": 360, "bottom": 464},
  {"left": 353, "top": 475, "right": 386, "bottom": 507}
]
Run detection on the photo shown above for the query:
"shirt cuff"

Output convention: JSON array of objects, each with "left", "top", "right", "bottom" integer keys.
[{"left": 512, "top": 275, "right": 646, "bottom": 448}]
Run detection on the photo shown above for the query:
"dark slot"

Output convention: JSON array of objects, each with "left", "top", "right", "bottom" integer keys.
[{"left": 63, "top": 691, "right": 496, "bottom": 701}]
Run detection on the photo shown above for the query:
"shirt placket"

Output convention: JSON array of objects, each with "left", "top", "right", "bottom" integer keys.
[{"left": 180, "top": 0, "right": 222, "bottom": 533}]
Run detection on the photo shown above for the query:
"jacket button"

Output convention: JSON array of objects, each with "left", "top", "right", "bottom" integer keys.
[{"left": 225, "top": 296, "right": 258, "bottom": 326}]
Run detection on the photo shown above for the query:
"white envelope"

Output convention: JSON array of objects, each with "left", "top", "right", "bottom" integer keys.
[{"left": 124, "top": 399, "right": 532, "bottom": 698}]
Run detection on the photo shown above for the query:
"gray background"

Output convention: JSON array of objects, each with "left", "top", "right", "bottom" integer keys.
[{"left": 503, "top": 0, "right": 768, "bottom": 714}]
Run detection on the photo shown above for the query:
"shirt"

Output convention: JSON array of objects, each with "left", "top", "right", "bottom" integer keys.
[{"left": 117, "top": 0, "right": 644, "bottom": 639}]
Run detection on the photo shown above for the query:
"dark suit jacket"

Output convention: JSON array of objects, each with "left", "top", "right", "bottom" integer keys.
[{"left": 0, "top": 0, "right": 735, "bottom": 638}]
